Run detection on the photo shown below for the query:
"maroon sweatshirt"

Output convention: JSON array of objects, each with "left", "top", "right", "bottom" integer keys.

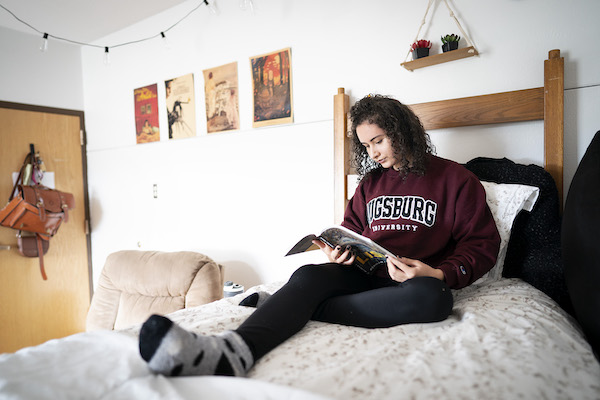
[{"left": 342, "top": 155, "right": 500, "bottom": 289}]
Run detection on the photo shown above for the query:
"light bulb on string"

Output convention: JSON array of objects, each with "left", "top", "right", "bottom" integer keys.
[
  {"left": 103, "top": 47, "right": 110, "bottom": 65},
  {"left": 2, "top": 2, "right": 220, "bottom": 58},
  {"left": 160, "top": 32, "right": 171, "bottom": 49},
  {"left": 39, "top": 33, "right": 48, "bottom": 52},
  {"left": 239, "top": 0, "right": 254, "bottom": 14},
  {"left": 203, "top": 0, "right": 218, "bottom": 15}
]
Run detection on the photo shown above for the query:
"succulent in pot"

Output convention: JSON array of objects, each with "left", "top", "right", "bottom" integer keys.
[{"left": 441, "top": 34, "right": 460, "bottom": 52}]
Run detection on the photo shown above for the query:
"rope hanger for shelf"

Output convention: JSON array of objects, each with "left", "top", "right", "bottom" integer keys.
[{"left": 404, "top": 0, "right": 477, "bottom": 63}]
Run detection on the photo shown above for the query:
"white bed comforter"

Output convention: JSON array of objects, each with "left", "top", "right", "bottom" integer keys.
[{"left": 1, "top": 278, "right": 599, "bottom": 400}]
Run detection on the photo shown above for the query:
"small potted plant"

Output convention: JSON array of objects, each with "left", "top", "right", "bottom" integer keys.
[
  {"left": 441, "top": 34, "right": 460, "bottom": 52},
  {"left": 411, "top": 39, "right": 432, "bottom": 59}
]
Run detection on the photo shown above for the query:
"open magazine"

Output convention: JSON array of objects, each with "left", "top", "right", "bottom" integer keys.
[{"left": 285, "top": 226, "right": 395, "bottom": 275}]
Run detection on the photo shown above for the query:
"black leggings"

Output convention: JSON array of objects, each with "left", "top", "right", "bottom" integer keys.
[{"left": 236, "top": 263, "right": 454, "bottom": 360}]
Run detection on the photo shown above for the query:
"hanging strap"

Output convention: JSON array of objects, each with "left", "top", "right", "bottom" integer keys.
[
  {"left": 404, "top": 0, "right": 434, "bottom": 63},
  {"left": 9, "top": 144, "right": 49, "bottom": 280},
  {"left": 404, "top": 0, "right": 476, "bottom": 63},
  {"left": 441, "top": 0, "right": 474, "bottom": 47},
  {"left": 9, "top": 144, "right": 40, "bottom": 201},
  {"left": 9, "top": 153, "right": 32, "bottom": 201},
  {"left": 36, "top": 233, "right": 48, "bottom": 280}
]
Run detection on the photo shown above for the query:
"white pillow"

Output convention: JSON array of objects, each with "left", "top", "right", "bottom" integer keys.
[{"left": 472, "top": 181, "right": 540, "bottom": 285}]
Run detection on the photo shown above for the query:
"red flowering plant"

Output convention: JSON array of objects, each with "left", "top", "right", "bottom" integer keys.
[
  {"left": 411, "top": 39, "right": 432, "bottom": 59},
  {"left": 411, "top": 39, "right": 432, "bottom": 51}
]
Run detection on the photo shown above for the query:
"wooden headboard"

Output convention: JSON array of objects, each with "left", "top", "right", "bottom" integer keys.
[{"left": 333, "top": 49, "right": 564, "bottom": 223}]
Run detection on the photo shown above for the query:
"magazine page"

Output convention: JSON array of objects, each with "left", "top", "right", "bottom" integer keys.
[
  {"left": 285, "top": 234, "right": 320, "bottom": 256},
  {"left": 285, "top": 226, "right": 394, "bottom": 274},
  {"left": 319, "top": 227, "right": 393, "bottom": 274}
]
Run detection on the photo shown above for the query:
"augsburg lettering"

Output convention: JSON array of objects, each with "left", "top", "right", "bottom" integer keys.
[{"left": 366, "top": 195, "right": 437, "bottom": 227}]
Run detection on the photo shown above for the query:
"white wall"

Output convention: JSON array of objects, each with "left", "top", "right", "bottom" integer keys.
[
  {"left": 3, "top": 0, "right": 599, "bottom": 291},
  {"left": 0, "top": 26, "right": 83, "bottom": 110},
  {"left": 81, "top": 0, "right": 600, "bottom": 289}
]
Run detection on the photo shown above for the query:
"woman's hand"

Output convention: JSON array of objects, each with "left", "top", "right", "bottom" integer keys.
[
  {"left": 312, "top": 240, "right": 356, "bottom": 265},
  {"left": 386, "top": 256, "right": 445, "bottom": 283}
]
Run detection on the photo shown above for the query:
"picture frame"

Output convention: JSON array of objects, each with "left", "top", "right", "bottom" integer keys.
[
  {"left": 203, "top": 62, "right": 240, "bottom": 133},
  {"left": 165, "top": 73, "right": 197, "bottom": 139},
  {"left": 250, "top": 48, "right": 293, "bottom": 128},
  {"left": 133, "top": 83, "right": 160, "bottom": 144}
]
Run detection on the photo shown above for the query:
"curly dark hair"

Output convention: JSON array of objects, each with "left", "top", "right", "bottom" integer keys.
[{"left": 349, "top": 94, "right": 434, "bottom": 180}]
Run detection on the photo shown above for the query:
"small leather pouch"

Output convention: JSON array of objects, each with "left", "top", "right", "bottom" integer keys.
[{"left": 18, "top": 233, "right": 49, "bottom": 257}]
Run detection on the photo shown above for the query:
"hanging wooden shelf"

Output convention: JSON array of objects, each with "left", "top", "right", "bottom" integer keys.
[{"left": 401, "top": 46, "right": 479, "bottom": 71}]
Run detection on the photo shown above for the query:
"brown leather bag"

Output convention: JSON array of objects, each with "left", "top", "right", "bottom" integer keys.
[
  {"left": 1, "top": 147, "right": 75, "bottom": 280},
  {"left": 0, "top": 185, "right": 74, "bottom": 280},
  {"left": 1, "top": 185, "right": 75, "bottom": 239}
]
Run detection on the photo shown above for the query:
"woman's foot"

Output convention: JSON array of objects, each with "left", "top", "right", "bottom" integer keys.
[
  {"left": 239, "top": 291, "right": 271, "bottom": 308},
  {"left": 139, "top": 315, "right": 253, "bottom": 377}
]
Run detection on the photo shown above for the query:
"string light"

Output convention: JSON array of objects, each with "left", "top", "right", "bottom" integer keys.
[
  {"left": 0, "top": 1, "right": 217, "bottom": 62},
  {"left": 160, "top": 32, "right": 170, "bottom": 49},
  {"left": 103, "top": 47, "right": 110, "bottom": 65},
  {"left": 39, "top": 32, "right": 48, "bottom": 52},
  {"left": 240, "top": 0, "right": 255, "bottom": 14},
  {"left": 203, "top": 0, "right": 218, "bottom": 15}
]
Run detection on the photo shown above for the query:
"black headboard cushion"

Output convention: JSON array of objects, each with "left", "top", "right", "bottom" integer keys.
[
  {"left": 464, "top": 157, "right": 572, "bottom": 314},
  {"left": 562, "top": 131, "right": 600, "bottom": 359}
]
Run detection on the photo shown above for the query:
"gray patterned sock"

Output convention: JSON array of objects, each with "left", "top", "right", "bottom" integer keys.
[{"left": 139, "top": 314, "right": 253, "bottom": 377}]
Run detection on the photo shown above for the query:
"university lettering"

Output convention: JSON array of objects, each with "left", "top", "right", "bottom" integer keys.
[{"left": 367, "top": 195, "right": 437, "bottom": 227}]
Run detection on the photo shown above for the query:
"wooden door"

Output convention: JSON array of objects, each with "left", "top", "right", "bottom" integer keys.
[{"left": 0, "top": 103, "right": 91, "bottom": 353}]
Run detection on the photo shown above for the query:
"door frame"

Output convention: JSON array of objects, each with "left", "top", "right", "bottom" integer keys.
[{"left": 0, "top": 100, "right": 93, "bottom": 300}]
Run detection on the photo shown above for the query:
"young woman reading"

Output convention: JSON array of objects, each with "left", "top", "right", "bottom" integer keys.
[{"left": 138, "top": 94, "right": 501, "bottom": 377}]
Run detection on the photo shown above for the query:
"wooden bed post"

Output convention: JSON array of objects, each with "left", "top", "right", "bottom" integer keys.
[
  {"left": 544, "top": 49, "right": 564, "bottom": 206},
  {"left": 334, "top": 88, "right": 349, "bottom": 224}
]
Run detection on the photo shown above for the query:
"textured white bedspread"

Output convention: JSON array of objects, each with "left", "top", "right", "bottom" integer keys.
[
  {"left": 0, "top": 329, "right": 329, "bottom": 400},
  {"left": 1, "top": 278, "right": 599, "bottom": 400}
]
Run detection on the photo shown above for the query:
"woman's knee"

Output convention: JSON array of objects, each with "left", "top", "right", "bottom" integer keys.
[
  {"left": 289, "top": 263, "right": 343, "bottom": 283},
  {"left": 403, "top": 277, "right": 454, "bottom": 321}
]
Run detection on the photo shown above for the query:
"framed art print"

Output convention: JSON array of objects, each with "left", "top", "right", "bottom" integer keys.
[
  {"left": 133, "top": 83, "right": 160, "bottom": 144},
  {"left": 250, "top": 48, "right": 293, "bottom": 128},
  {"left": 203, "top": 62, "right": 240, "bottom": 133},
  {"left": 165, "top": 73, "right": 196, "bottom": 139}
]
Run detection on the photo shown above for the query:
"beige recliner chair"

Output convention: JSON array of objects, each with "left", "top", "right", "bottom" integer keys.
[{"left": 86, "top": 250, "right": 224, "bottom": 331}]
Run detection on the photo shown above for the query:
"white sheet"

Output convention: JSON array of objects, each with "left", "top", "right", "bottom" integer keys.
[
  {"left": 0, "top": 329, "right": 330, "bottom": 400},
  {"left": 1, "top": 279, "right": 599, "bottom": 400}
]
